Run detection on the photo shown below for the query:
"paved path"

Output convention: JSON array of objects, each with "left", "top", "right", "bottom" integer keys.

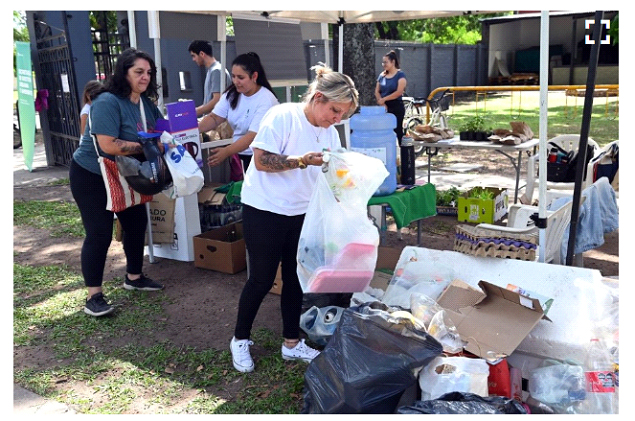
[{"left": 13, "top": 384, "right": 76, "bottom": 415}]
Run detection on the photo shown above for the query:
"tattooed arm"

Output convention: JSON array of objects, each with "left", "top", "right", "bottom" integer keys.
[
  {"left": 96, "top": 134, "right": 143, "bottom": 156},
  {"left": 253, "top": 148, "right": 325, "bottom": 173}
]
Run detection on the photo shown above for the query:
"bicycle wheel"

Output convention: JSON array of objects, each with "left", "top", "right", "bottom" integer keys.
[
  {"left": 404, "top": 115, "right": 425, "bottom": 134},
  {"left": 403, "top": 116, "right": 426, "bottom": 157}
]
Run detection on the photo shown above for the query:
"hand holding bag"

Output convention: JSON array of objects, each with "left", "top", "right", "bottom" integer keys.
[
  {"left": 161, "top": 131, "right": 205, "bottom": 199},
  {"left": 89, "top": 107, "right": 153, "bottom": 213}
]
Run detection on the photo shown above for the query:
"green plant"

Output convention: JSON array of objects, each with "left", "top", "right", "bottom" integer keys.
[
  {"left": 468, "top": 187, "right": 494, "bottom": 200},
  {"left": 436, "top": 186, "right": 461, "bottom": 206},
  {"left": 465, "top": 115, "right": 486, "bottom": 132}
]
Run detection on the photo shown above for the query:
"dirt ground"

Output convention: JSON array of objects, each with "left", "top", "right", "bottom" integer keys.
[{"left": 13, "top": 147, "right": 619, "bottom": 363}]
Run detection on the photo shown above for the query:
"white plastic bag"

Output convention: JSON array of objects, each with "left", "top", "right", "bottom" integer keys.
[
  {"left": 419, "top": 356, "right": 490, "bottom": 401},
  {"left": 161, "top": 131, "right": 204, "bottom": 199},
  {"left": 297, "top": 149, "right": 388, "bottom": 293}
]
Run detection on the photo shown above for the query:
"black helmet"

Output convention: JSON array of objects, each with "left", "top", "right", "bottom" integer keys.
[{"left": 116, "top": 136, "right": 172, "bottom": 196}]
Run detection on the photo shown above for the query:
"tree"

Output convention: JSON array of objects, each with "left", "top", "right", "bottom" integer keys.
[
  {"left": 335, "top": 23, "right": 376, "bottom": 107},
  {"left": 13, "top": 11, "right": 29, "bottom": 75},
  {"left": 374, "top": 13, "right": 513, "bottom": 44}
]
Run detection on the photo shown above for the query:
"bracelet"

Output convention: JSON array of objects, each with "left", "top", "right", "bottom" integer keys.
[{"left": 297, "top": 156, "right": 307, "bottom": 169}]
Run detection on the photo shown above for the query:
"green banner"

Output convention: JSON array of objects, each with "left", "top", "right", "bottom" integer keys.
[{"left": 16, "top": 41, "right": 36, "bottom": 172}]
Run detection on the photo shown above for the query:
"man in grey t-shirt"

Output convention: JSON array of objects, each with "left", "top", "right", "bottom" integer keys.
[{"left": 188, "top": 40, "right": 231, "bottom": 117}]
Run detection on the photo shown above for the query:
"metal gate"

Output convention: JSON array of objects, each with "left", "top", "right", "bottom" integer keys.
[
  {"left": 33, "top": 19, "right": 80, "bottom": 167},
  {"left": 91, "top": 11, "right": 129, "bottom": 81}
]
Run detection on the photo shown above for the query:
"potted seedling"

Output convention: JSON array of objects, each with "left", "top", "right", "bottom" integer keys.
[
  {"left": 460, "top": 115, "right": 491, "bottom": 141},
  {"left": 436, "top": 186, "right": 461, "bottom": 216}
]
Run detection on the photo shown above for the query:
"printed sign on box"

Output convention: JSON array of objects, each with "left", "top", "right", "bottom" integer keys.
[{"left": 158, "top": 100, "right": 203, "bottom": 168}]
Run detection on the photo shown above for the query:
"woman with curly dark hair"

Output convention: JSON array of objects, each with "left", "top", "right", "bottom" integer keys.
[{"left": 70, "top": 48, "right": 167, "bottom": 317}]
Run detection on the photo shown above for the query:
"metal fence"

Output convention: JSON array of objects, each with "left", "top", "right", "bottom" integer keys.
[{"left": 303, "top": 40, "right": 488, "bottom": 99}]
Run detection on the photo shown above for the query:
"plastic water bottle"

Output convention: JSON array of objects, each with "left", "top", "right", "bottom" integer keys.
[
  {"left": 581, "top": 338, "right": 616, "bottom": 414},
  {"left": 350, "top": 106, "right": 397, "bottom": 196}
]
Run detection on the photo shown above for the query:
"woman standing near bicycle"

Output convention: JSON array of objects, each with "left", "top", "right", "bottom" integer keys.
[{"left": 375, "top": 50, "right": 407, "bottom": 142}]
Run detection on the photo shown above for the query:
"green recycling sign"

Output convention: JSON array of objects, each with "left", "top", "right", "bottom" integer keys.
[{"left": 16, "top": 41, "right": 36, "bottom": 171}]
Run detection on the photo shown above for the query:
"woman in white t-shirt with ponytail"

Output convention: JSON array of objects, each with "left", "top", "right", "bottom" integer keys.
[
  {"left": 79, "top": 80, "right": 105, "bottom": 136},
  {"left": 228, "top": 64, "right": 359, "bottom": 373},
  {"left": 198, "top": 52, "right": 279, "bottom": 172}
]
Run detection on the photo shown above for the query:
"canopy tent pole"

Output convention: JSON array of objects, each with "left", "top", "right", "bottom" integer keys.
[
  {"left": 537, "top": 11, "right": 549, "bottom": 262},
  {"left": 217, "top": 14, "right": 227, "bottom": 93},
  {"left": 147, "top": 11, "right": 164, "bottom": 111},
  {"left": 338, "top": 18, "right": 344, "bottom": 73},
  {"left": 127, "top": 11, "right": 137, "bottom": 48},
  {"left": 321, "top": 22, "right": 330, "bottom": 67},
  {"left": 566, "top": 10, "right": 604, "bottom": 265}
]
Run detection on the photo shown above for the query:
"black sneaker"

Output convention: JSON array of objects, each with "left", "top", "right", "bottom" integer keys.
[
  {"left": 123, "top": 274, "right": 164, "bottom": 291},
  {"left": 84, "top": 292, "right": 115, "bottom": 316}
]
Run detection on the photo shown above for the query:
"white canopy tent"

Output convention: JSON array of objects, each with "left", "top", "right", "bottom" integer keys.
[{"left": 132, "top": 10, "right": 602, "bottom": 263}]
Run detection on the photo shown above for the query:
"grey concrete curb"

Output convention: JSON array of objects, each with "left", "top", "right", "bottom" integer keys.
[{"left": 14, "top": 384, "right": 76, "bottom": 415}]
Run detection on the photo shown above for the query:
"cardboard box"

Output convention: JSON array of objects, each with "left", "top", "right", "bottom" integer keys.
[
  {"left": 369, "top": 246, "right": 403, "bottom": 290},
  {"left": 198, "top": 183, "right": 242, "bottom": 232},
  {"left": 198, "top": 183, "right": 228, "bottom": 205},
  {"left": 457, "top": 187, "right": 508, "bottom": 224},
  {"left": 193, "top": 222, "right": 246, "bottom": 274},
  {"left": 436, "top": 279, "right": 547, "bottom": 360},
  {"left": 160, "top": 100, "right": 203, "bottom": 168}
]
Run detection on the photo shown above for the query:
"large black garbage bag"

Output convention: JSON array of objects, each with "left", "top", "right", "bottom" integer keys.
[
  {"left": 397, "top": 392, "right": 528, "bottom": 414},
  {"left": 302, "top": 302, "right": 443, "bottom": 414}
]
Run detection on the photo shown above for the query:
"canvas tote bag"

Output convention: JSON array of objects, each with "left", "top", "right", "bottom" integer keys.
[{"left": 89, "top": 99, "right": 153, "bottom": 212}]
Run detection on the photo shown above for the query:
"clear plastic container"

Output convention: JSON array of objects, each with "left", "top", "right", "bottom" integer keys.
[{"left": 350, "top": 106, "right": 397, "bottom": 196}]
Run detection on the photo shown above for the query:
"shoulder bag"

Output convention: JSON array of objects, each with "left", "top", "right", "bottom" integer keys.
[{"left": 89, "top": 99, "right": 154, "bottom": 212}]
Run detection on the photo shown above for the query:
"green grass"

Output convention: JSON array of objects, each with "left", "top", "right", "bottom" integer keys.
[
  {"left": 441, "top": 91, "right": 619, "bottom": 146},
  {"left": 13, "top": 200, "right": 85, "bottom": 237},
  {"left": 13, "top": 261, "right": 309, "bottom": 414}
]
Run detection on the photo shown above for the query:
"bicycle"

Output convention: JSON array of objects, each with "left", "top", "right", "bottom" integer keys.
[{"left": 403, "top": 89, "right": 453, "bottom": 156}]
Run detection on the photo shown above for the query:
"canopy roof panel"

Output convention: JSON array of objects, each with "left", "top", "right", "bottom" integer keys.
[{"left": 192, "top": 10, "right": 492, "bottom": 24}]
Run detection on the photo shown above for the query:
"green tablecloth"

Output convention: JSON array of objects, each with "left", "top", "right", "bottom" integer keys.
[
  {"left": 367, "top": 183, "right": 437, "bottom": 229},
  {"left": 216, "top": 181, "right": 437, "bottom": 229}
]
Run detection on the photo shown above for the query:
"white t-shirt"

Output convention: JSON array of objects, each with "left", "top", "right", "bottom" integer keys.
[
  {"left": 241, "top": 102, "right": 342, "bottom": 216},
  {"left": 80, "top": 103, "right": 91, "bottom": 116},
  {"left": 211, "top": 87, "right": 279, "bottom": 155}
]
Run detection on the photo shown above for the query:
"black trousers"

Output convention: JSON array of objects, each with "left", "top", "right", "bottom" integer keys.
[
  {"left": 386, "top": 99, "right": 405, "bottom": 142},
  {"left": 69, "top": 159, "right": 148, "bottom": 287},
  {"left": 234, "top": 204, "right": 305, "bottom": 340}
]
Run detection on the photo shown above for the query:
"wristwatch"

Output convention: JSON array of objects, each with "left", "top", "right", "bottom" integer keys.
[{"left": 297, "top": 157, "right": 307, "bottom": 169}]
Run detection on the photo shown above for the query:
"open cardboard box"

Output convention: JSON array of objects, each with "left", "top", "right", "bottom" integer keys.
[
  {"left": 436, "top": 279, "right": 550, "bottom": 360},
  {"left": 193, "top": 222, "right": 246, "bottom": 274},
  {"left": 368, "top": 246, "right": 403, "bottom": 290},
  {"left": 198, "top": 183, "right": 228, "bottom": 205}
]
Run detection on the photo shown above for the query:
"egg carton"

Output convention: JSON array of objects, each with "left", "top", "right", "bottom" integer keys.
[{"left": 453, "top": 224, "right": 537, "bottom": 261}]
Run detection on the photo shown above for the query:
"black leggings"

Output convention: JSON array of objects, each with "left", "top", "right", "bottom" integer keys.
[
  {"left": 69, "top": 159, "right": 148, "bottom": 287},
  {"left": 386, "top": 100, "right": 405, "bottom": 142},
  {"left": 234, "top": 204, "right": 305, "bottom": 340}
]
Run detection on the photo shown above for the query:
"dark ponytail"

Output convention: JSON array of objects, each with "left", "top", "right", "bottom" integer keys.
[
  {"left": 382, "top": 50, "right": 400, "bottom": 76},
  {"left": 226, "top": 52, "right": 277, "bottom": 109}
]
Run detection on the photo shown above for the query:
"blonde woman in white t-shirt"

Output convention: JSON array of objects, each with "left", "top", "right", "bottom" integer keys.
[
  {"left": 198, "top": 52, "right": 279, "bottom": 172},
  {"left": 229, "top": 64, "right": 359, "bottom": 373}
]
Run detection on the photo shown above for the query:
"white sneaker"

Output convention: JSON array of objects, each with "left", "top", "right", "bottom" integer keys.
[
  {"left": 230, "top": 337, "right": 254, "bottom": 373},
  {"left": 281, "top": 339, "right": 320, "bottom": 362}
]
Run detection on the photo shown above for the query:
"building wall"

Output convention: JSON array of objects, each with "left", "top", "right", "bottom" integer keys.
[{"left": 484, "top": 12, "right": 618, "bottom": 83}]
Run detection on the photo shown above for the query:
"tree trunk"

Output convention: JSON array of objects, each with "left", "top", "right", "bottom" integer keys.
[{"left": 334, "top": 22, "right": 376, "bottom": 107}]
